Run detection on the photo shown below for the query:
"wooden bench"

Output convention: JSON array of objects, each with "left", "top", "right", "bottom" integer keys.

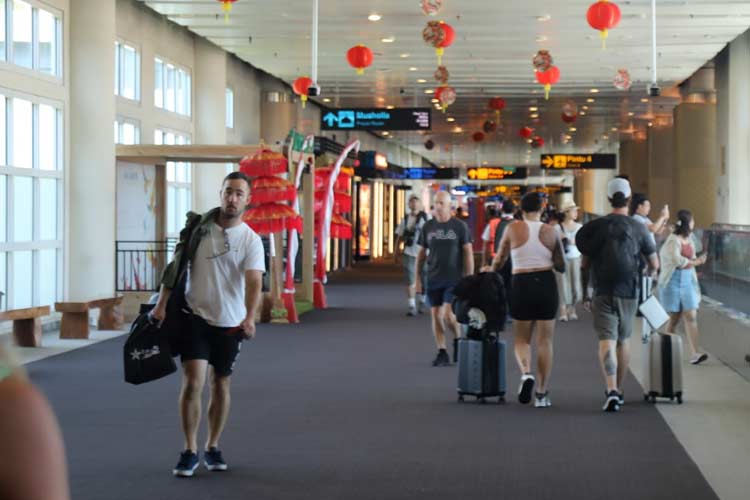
[
  {"left": 0, "top": 306, "right": 51, "bottom": 347},
  {"left": 54, "top": 296, "right": 125, "bottom": 340}
]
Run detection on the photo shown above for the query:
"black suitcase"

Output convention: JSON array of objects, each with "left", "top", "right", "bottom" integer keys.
[
  {"left": 124, "top": 312, "right": 177, "bottom": 385},
  {"left": 457, "top": 333, "right": 507, "bottom": 404}
]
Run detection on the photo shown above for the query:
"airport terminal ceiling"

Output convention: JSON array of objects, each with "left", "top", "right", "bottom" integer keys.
[{"left": 142, "top": 0, "right": 750, "bottom": 166}]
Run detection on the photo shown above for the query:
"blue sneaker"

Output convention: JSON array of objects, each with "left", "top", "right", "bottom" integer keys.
[
  {"left": 204, "top": 447, "right": 228, "bottom": 471},
  {"left": 173, "top": 450, "right": 199, "bottom": 477}
]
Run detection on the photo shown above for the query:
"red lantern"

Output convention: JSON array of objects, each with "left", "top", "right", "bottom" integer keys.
[
  {"left": 240, "top": 149, "right": 287, "bottom": 177},
  {"left": 488, "top": 97, "right": 506, "bottom": 120},
  {"left": 216, "top": 0, "right": 238, "bottom": 22},
  {"left": 424, "top": 139, "right": 435, "bottom": 150},
  {"left": 519, "top": 126, "right": 534, "bottom": 139},
  {"left": 587, "top": 0, "right": 621, "bottom": 49},
  {"left": 292, "top": 76, "right": 313, "bottom": 108},
  {"left": 531, "top": 136, "right": 545, "bottom": 149},
  {"left": 561, "top": 113, "right": 577, "bottom": 124},
  {"left": 243, "top": 203, "right": 302, "bottom": 235},
  {"left": 434, "top": 65, "right": 450, "bottom": 84},
  {"left": 535, "top": 66, "right": 560, "bottom": 100},
  {"left": 423, "top": 21, "right": 454, "bottom": 64},
  {"left": 482, "top": 120, "right": 497, "bottom": 134},
  {"left": 250, "top": 176, "right": 296, "bottom": 204},
  {"left": 346, "top": 45, "right": 373, "bottom": 75},
  {"left": 472, "top": 131, "right": 485, "bottom": 143},
  {"left": 434, "top": 85, "right": 456, "bottom": 112}
]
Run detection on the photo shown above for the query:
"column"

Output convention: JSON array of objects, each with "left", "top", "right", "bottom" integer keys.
[
  {"left": 193, "top": 39, "right": 227, "bottom": 212},
  {"left": 68, "top": 0, "right": 116, "bottom": 300},
  {"left": 647, "top": 126, "right": 675, "bottom": 212},
  {"left": 619, "top": 139, "right": 648, "bottom": 195},
  {"left": 260, "top": 90, "right": 297, "bottom": 144}
]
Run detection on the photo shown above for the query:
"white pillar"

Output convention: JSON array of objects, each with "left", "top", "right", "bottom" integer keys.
[
  {"left": 68, "top": 0, "right": 116, "bottom": 300},
  {"left": 193, "top": 39, "right": 227, "bottom": 212}
]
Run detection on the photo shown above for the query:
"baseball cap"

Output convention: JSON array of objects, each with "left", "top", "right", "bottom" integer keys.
[{"left": 607, "top": 177, "right": 631, "bottom": 199}]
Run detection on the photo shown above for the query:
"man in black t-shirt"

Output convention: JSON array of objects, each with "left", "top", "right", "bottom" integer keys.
[
  {"left": 577, "top": 178, "right": 659, "bottom": 412},
  {"left": 416, "top": 191, "right": 473, "bottom": 366}
]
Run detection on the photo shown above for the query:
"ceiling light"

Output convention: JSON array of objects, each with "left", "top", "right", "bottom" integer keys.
[
  {"left": 368, "top": 13, "right": 381, "bottom": 22},
  {"left": 527, "top": 139, "right": 533, "bottom": 144},
  {"left": 529, "top": 107, "right": 538, "bottom": 112},
  {"left": 453, "top": 127, "right": 463, "bottom": 133},
  {"left": 386, "top": 105, "right": 395, "bottom": 109},
  {"left": 417, "top": 78, "right": 427, "bottom": 83},
  {"left": 590, "top": 88, "right": 599, "bottom": 93},
  {"left": 322, "top": 98, "right": 331, "bottom": 103},
  {"left": 536, "top": 14, "right": 552, "bottom": 22},
  {"left": 602, "top": 135, "right": 609, "bottom": 140},
  {"left": 483, "top": 161, "right": 488, "bottom": 165},
  {"left": 579, "top": 111, "right": 586, "bottom": 116},
  {"left": 536, "top": 36, "right": 548, "bottom": 43},
  {"left": 611, "top": 127, "right": 618, "bottom": 131},
  {"left": 641, "top": 98, "right": 649, "bottom": 103},
  {"left": 586, "top": 98, "right": 595, "bottom": 103},
  {"left": 381, "top": 37, "right": 395, "bottom": 43},
  {"left": 530, "top": 113, "right": 539, "bottom": 119},
  {"left": 409, "top": 67, "right": 418, "bottom": 71},
  {"left": 377, "top": 97, "right": 385, "bottom": 102},
  {"left": 582, "top": 105, "right": 589, "bottom": 110},
  {"left": 446, "top": 117, "right": 455, "bottom": 122},
  {"left": 648, "top": 122, "right": 653, "bottom": 127},
  {"left": 628, "top": 112, "right": 635, "bottom": 116},
  {"left": 569, "top": 127, "right": 577, "bottom": 132},
  {"left": 431, "top": 98, "right": 439, "bottom": 103},
  {"left": 382, "top": 131, "right": 389, "bottom": 135},
  {"left": 400, "top": 53, "right": 409, "bottom": 58},
  {"left": 424, "top": 89, "right": 434, "bottom": 94}
]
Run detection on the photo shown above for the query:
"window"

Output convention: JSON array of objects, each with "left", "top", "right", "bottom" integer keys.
[
  {"left": 225, "top": 88, "right": 234, "bottom": 128},
  {"left": 1, "top": 1, "right": 61, "bottom": 76},
  {"left": 0, "top": 91, "right": 64, "bottom": 308},
  {"left": 114, "top": 41, "right": 140, "bottom": 101},
  {"left": 155, "top": 128, "right": 192, "bottom": 236},
  {"left": 154, "top": 57, "right": 191, "bottom": 117},
  {"left": 114, "top": 118, "right": 140, "bottom": 145}
]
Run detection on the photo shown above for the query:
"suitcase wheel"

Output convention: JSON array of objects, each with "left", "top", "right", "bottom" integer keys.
[
  {"left": 643, "top": 394, "right": 649, "bottom": 402},
  {"left": 676, "top": 393, "right": 683, "bottom": 405},
  {"left": 497, "top": 395, "right": 506, "bottom": 404},
  {"left": 478, "top": 397, "right": 487, "bottom": 405},
  {"left": 457, "top": 395, "right": 465, "bottom": 403}
]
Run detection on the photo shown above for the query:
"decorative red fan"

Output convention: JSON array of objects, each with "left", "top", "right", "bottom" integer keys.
[
  {"left": 250, "top": 176, "right": 296, "bottom": 204},
  {"left": 242, "top": 203, "right": 302, "bottom": 235},
  {"left": 239, "top": 149, "right": 287, "bottom": 177}
]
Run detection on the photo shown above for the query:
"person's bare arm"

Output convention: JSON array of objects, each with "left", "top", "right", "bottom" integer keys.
[
  {"left": 580, "top": 255, "right": 592, "bottom": 310},
  {"left": 540, "top": 225, "right": 566, "bottom": 273},
  {"left": 415, "top": 246, "right": 426, "bottom": 294},
  {"left": 490, "top": 225, "right": 513, "bottom": 272},
  {"left": 463, "top": 243, "right": 474, "bottom": 276},
  {"left": 241, "top": 270, "right": 263, "bottom": 339},
  {"left": 150, "top": 284, "right": 172, "bottom": 322}
]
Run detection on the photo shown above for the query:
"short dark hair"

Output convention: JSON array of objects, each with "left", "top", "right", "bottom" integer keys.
[
  {"left": 674, "top": 209, "right": 693, "bottom": 236},
  {"left": 521, "top": 192, "right": 543, "bottom": 213},
  {"left": 610, "top": 193, "right": 630, "bottom": 209},
  {"left": 629, "top": 193, "right": 649, "bottom": 216},
  {"left": 487, "top": 206, "right": 499, "bottom": 218},
  {"left": 223, "top": 171, "right": 251, "bottom": 190},
  {"left": 502, "top": 200, "right": 515, "bottom": 214}
]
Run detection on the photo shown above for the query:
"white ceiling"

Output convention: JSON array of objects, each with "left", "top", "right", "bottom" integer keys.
[{"left": 142, "top": 0, "right": 750, "bottom": 167}]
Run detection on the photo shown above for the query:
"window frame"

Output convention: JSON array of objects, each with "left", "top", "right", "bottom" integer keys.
[
  {"left": 114, "top": 38, "right": 141, "bottom": 102},
  {"left": 114, "top": 116, "right": 141, "bottom": 145},
  {"left": 154, "top": 127, "right": 193, "bottom": 238},
  {"left": 225, "top": 87, "right": 234, "bottom": 129},
  {"left": 0, "top": 0, "right": 63, "bottom": 82},
  {"left": 154, "top": 55, "right": 191, "bottom": 118}
]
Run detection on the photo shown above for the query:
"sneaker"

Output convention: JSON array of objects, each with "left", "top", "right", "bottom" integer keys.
[
  {"left": 602, "top": 390, "right": 621, "bottom": 412},
  {"left": 569, "top": 312, "right": 578, "bottom": 321},
  {"left": 173, "top": 450, "right": 199, "bottom": 477},
  {"left": 518, "top": 374, "right": 535, "bottom": 404},
  {"left": 690, "top": 353, "right": 708, "bottom": 365},
  {"left": 432, "top": 349, "right": 450, "bottom": 367},
  {"left": 417, "top": 302, "right": 426, "bottom": 314},
  {"left": 559, "top": 314, "right": 568, "bottom": 322},
  {"left": 605, "top": 390, "right": 625, "bottom": 406},
  {"left": 406, "top": 306, "right": 417, "bottom": 317},
  {"left": 204, "top": 447, "right": 228, "bottom": 471},
  {"left": 534, "top": 391, "right": 551, "bottom": 408}
]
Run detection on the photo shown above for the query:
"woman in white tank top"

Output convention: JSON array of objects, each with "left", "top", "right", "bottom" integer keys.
[{"left": 485, "top": 193, "right": 565, "bottom": 409}]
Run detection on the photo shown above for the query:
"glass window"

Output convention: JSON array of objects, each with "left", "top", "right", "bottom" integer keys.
[
  {"left": 122, "top": 122, "right": 136, "bottom": 145},
  {"left": 0, "top": 175, "right": 5, "bottom": 242},
  {"left": 38, "top": 9, "right": 57, "bottom": 76},
  {"left": 122, "top": 45, "right": 136, "bottom": 100},
  {"left": 12, "top": 98, "right": 32, "bottom": 168},
  {"left": 11, "top": 250, "right": 32, "bottom": 308},
  {"left": 0, "top": 252, "right": 5, "bottom": 300},
  {"left": 165, "top": 64, "right": 175, "bottom": 112},
  {"left": 12, "top": 175, "right": 32, "bottom": 241},
  {"left": 0, "top": 96, "right": 6, "bottom": 165},
  {"left": 114, "top": 43, "right": 119, "bottom": 95},
  {"left": 154, "top": 58, "right": 163, "bottom": 108},
  {"left": 166, "top": 162, "right": 175, "bottom": 182},
  {"left": 38, "top": 104, "right": 56, "bottom": 170},
  {"left": 176, "top": 70, "right": 185, "bottom": 115},
  {"left": 167, "top": 185, "right": 176, "bottom": 234},
  {"left": 185, "top": 74, "right": 191, "bottom": 116},
  {"left": 0, "top": 1, "right": 6, "bottom": 62},
  {"left": 39, "top": 178, "right": 56, "bottom": 240},
  {"left": 38, "top": 249, "right": 56, "bottom": 305},
  {"left": 226, "top": 88, "right": 234, "bottom": 128},
  {"left": 12, "top": 0, "right": 32, "bottom": 68},
  {"left": 114, "top": 121, "right": 118, "bottom": 143}
]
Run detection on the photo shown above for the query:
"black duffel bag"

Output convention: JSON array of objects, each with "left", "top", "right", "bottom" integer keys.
[{"left": 123, "top": 312, "right": 177, "bottom": 385}]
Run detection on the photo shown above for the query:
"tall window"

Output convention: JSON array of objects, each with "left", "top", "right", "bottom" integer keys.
[
  {"left": 0, "top": 92, "right": 63, "bottom": 309},
  {"left": 114, "top": 41, "right": 140, "bottom": 101},
  {"left": 0, "top": 1, "right": 61, "bottom": 77},
  {"left": 114, "top": 118, "right": 140, "bottom": 145},
  {"left": 225, "top": 88, "right": 234, "bottom": 128},
  {"left": 154, "top": 57, "right": 191, "bottom": 117},
  {"left": 155, "top": 128, "right": 192, "bottom": 236}
]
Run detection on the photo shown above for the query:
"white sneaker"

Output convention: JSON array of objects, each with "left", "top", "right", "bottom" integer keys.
[
  {"left": 690, "top": 353, "right": 708, "bottom": 365},
  {"left": 534, "top": 392, "right": 551, "bottom": 408}
]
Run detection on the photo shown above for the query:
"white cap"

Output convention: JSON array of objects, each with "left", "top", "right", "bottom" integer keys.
[{"left": 607, "top": 177, "right": 631, "bottom": 199}]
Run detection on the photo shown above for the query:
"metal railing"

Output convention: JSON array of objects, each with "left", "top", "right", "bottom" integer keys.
[{"left": 115, "top": 240, "right": 177, "bottom": 292}]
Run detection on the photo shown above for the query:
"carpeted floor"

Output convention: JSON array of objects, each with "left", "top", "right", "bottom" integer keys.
[{"left": 28, "top": 262, "right": 718, "bottom": 500}]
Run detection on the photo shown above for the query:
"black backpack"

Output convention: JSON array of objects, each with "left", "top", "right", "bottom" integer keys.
[
  {"left": 493, "top": 218, "right": 513, "bottom": 255},
  {"left": 402, "top": 211, "right": 427, "bottom": 247},
  {"left": 580, "top": 216, "right": 641, "bottom": 292},
  {"left": 123, "top": 312, "right": 177, "bottom": 385}
]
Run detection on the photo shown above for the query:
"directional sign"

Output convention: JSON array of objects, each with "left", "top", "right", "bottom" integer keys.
[
  {"left": 540, "top": 154, "right": 616, "bottom": 170},
  {"left": 465, "top": 167, "right": 528, "bottom": 181},
  {"left": 321, "top": 108, "right": 431, "bottom": 131},
  {"left": 401, "top": 168, "right": 458, "bottom": 180}
]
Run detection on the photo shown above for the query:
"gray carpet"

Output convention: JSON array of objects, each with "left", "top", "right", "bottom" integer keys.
[{"left": 28, "top": 262, "right": 718, "bottom": 500}]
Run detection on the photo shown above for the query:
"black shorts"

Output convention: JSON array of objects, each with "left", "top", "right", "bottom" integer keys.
[
  {"left": 510, "top": 271, "right": 558, "bottom": 321},
  {"left": 179, "top": 314, "right": 243, "bottom": 377}
]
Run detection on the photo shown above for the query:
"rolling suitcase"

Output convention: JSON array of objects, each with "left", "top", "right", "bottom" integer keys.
[
  {"left": 644, "top": 332, "right": 684, "bottom": 404},
  {"left": 457, "top": 333, "right": 507, "bottom": 404}
]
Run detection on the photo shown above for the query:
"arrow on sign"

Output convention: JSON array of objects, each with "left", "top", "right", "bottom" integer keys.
[
  {"left": 323, "top": 112, "right": 339, "bottom": 127},
  {"left": 541, "top": 155, "right": 554, "bottom": 168}
]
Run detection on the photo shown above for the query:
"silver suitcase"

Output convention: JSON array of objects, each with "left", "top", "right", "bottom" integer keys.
[{"left": 644, "top": 332, "right": 684, "bottom": 404}]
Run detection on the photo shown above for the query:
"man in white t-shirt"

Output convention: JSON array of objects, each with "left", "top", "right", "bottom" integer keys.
[
  {"left": 152, "top": 172, "right": 265, "bottom": 477},
  {"left": 395, "top": 195, "right": 429, "bottom": 316}
]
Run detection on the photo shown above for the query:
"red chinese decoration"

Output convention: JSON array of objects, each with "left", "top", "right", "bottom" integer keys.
[
  {"left": 434, "top": 85, "right": 456, "bottom": 112},
  {"left": 561, "top": 113, "right": 577, "bottom": 124},
  {"left": 329, "top": 214, "right": 353, "bottom": 240},
  {"left": 613, "top": 68, "right": 631, "bottom": 90},
  {"left": 239, "top": 149, "right": 287, "bottom": 177},
  {"left": 488, "top": 97, "right": 506, "bottom": 120},
  {"left": 472, "top": 131, "right": 485, "bottom": 143},
  {"left": 531, "top": 136, "right": 545, "bottom": 149},
  {"left": 482, "top": 120, "right": 497, "bottom": 134},
  {"left": 519, "top": 126, "right": 534, "bottom": 139},
  {"left": 434, "top": 65, "right": 450, "bottom": 84},
  {"left": 346, "top": 45, "right": 373, "bottom": 75},
  {"left": 243, "top": 203, "right": 302, "bottom": 235},
  {"left": 292, "top": 76, "right": 313, "bottom": 108},
  {"left": 250, "top": 176, "right": 296, "bottom": 204},
  {"left": 587, "top": 0, "right": 621, "bottom": 49},
  {"left": 216, "top": 0, "right": 238, "bottom": 22},
  {"left": 421, "top": 0, "right": 443, "bottom": 16},
  {"left": 533, "top": 50, "right": 553, "bottom": 72},
  {"left": 535, "top": 66, "right": 560, "bottom": 100},
  {"left": 423, "top": 21, "right": 455, "bottom": 64}
]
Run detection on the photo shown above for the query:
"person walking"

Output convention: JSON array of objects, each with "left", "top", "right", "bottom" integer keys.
[
  {"left": 395, "top": 195, "right": 429, "bottom": 316},
  {"left": 630, "top": 193, "right": 669, "bottom": 247},
  {"left": 555, "top": 200, "right": 583, "bottom": 321},
  {"left": 416, "top": 191, "right": 474, "bottom": 367},
  {"left": 658, "top": 209, "right": 708, "bottom": 365},
  {"left": 480, "top": 205, "right": 500, "bottom": 267},
  {"left": 151, "top": 172, "right": 266, "bottom": 477},
  {"left": 577, "top": 178, "right": 659, "bottom": 412},
  {"left": 487, "top": 192, "right": 565, "bottom": 408}
]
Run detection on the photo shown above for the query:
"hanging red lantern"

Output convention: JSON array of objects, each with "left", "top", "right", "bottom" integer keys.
[
  {"left": 216, "top": 0, "right": 238, "bottom": 22},
  {"left": 587, "top": 0, "right": 621, "bottom": 49},
  {"left": 250, "top": 176, "right": 296, "bottom": 204},
  {"left": 423, "top": 21, "right": 455, "bottom": 65},
  {"left": 472, "top": 131, "right": 485, "bottom": 143},
  {"left": 434, "top": 85, "right": 456, "bottom": 112},
  {"left": 562, "top": 99, "right": 578, "bottom": 118},
  {"left": 532, "top": 50, "right": 553, "bottom": 72},
  {"left": 421, "top": 0, "right": 443, "bottom": 16},
  {"left": 488, "top": 97, "right": 506, "bottom": 120},
  {"left": 519, "top": 126, "right": 534, "bottom": 139},
  {"left": 535, "top": 66, "right": 560, "bottom": 100},
  {"left": 613, "top": 68, "right": 632, "bottom": 90},
  {"left": 292, "top": 76, "right": 313, "bottom": 108},
  {"left": 561, "top": 113, "right": 577, "bottom": 124},
  {"left": 424, "top": 139, "right": 435, "bottom": 150},
  {"left": 243, "top": 203, "right": 302, "bottom": 235},
  {"left": 346, "top": 45, "right": 373, "bottom": 75},
  {"left": 434, "top": 65, "right": 450, "bottom": 84},
  {"left": 531, "top": 136, "right": 545, "bottom": 149},
  {"left": 240, "top": 149, "right": 287, "bottom": 177},
  {"left": 482, "top": 120, "right": 497, "bottom": 134}
]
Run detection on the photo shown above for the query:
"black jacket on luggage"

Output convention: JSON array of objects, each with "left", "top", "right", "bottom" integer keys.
[{"left": 452, "top": 272, "right": 507, "bottom": 333}]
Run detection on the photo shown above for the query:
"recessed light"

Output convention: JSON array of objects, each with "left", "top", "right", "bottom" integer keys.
[
  {"left": 530, "top": 113, "right": 539, "bottom": 119},
  {"left": 386, "top": 105, "right": 395, "bottom": 109},
  {"left": 430, "top": 98, "right": 439, "bottom": 103},
  {"left": 377, "top": 97, "right": 385, "bottom": 102},
  {"left": 529, "top": 106, "right": 538, "bottom": 112},
  {"left": 322, "top": 98, "right": 331, "bottom": 103},
  {"left": 382, "top": 131, "right": 389, "bottom": 135},
  {"left": 447, "top": 117, "right": 455, "bottom": 122},
  {"left": 641, "top": 98, "right": 649, "bottom": 103},
  {"left": 586, "top": 98, "right": 595, "bottom": 103},
  {"left": 602, "top": 135, "right": 609, "bottom": 140},
  {"left": 611, "top": 127, "right": 618, "bottom": 131},
  {"left": 536, "top": 15, "right": 552, "bottom": 22},
  {"left": 368, "top": 13, "right": 381, "bottom": 22},
  {"left": 582, "top": 105, "right": 589, "bottom": 110},
  {"left": 590, "top": 88, "right": 599, "bottom": 93},
  {"left": 425, "top": 89, "right": 434, "bottom": 94},
  {"left": 579, "top": 111, "right": 586, "bottom": 116},
  {"left": 453, "top": 127, "right": 463, "bottom": 133},
  {"left": 409, "top": 67, "right": 418, "bottom": 71},
  {"left": 400, "top": 53, "right": 409, "bottom": 58},
  {"left": 648, "top": 122, "right": 653, "bottom": 127},
  {"left": 569, "top": 127, "right": 577, "bottom": 132},
  {"left": 381, "top": 37, "right": 395, "bottom": 43},
  {"left": 417, "top": 78, "right": 427, "bottom": 83},
  {"left": 536, "top": 35, "right": 548, "bottom": 43},
  {"left": 628, "top": 112, "right": 635, "bottom": 116}
]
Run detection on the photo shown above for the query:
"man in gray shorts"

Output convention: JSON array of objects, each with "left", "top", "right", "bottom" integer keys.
[
  {"left": 395, "top": 195, "right": 429, "bottom": 316},
  {"left": 576, "top": 178, "right": 658, "bottom": 412}
]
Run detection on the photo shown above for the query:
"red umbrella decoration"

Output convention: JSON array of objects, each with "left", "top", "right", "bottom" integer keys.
[
  {"left": 488, "top": 97, "right": 506, "bottom": 121},
  {"left": 250, "top": 176, "right": 296, "bottom": 204},
  {"left": 482, "top": 120, "right": 497, "bottom": 133},
  {"left": 519, "top": 126, "right": 534, "bottom": 139},
  {"left": 533, "top": 50, "right": 553, "bottom": 72},
  {"left": 561, "top": 113, "right": 577, "bottom": 124},
  {"left": 243, "top": 203, "right": 302, "bottom": 235},
  {"left": 329, "top": 214, "right": 353, "bottom": 239},
  {"left": 216, "top": 0, "right": 237, "bottom": 22},
  {"left": 240, "top": 148, "right": 287, "bottom": 177},
  {"left": 472, "top": 131, "right": 486, "bottom": 143},
  {"left": 531, "top": 136, "right": 545, "bottom": 149},
  {"left": 421, "top": 0, "right": 443, "bottom": 16},
  {"left": 587, "top": 0, "right": 621, "bottom": 49},
  {"left": 346, "top": 45, "right": 373, "bottom": 75},
  {"left": 434, "top": 65, "right": 450, "bottom": 84},
  {"left": 292, "top": 76, "right": 313, "bottom": 108},
  {"left": 434, "top": 85, "right": 456, "bottom": 112},
  {"left": 315, "top": 167, "right": 350, "bottom": 192},
  {"left": 423, "top": 21, "right": 455, "bottom": 65},
  {"left": 535, "top": 66, "right": 560, "bottom": 100},
  {"left": 315, "top": 189, "right": 352, "bottom": 213}
]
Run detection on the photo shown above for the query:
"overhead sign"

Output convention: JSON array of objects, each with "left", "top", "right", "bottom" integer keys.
[
  {"left": 540, "top": 154, "right": 617, "bottom": 170},
  {"left": 321, "top": 108, "right": 431, "bottom": 131},
  {"left": 401, "top": 167, "right": 459, "bottom": 180},
  {"left": 466, "top": 167, "right": 528, "bottom": 181}
]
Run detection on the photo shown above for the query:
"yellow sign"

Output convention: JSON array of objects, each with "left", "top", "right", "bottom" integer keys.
[
  {"left": 466, "top": 167, "right": 521, "bottom": 180},
  {"left": 540, "top": 154, "right": 616, "bottom": 170}
]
